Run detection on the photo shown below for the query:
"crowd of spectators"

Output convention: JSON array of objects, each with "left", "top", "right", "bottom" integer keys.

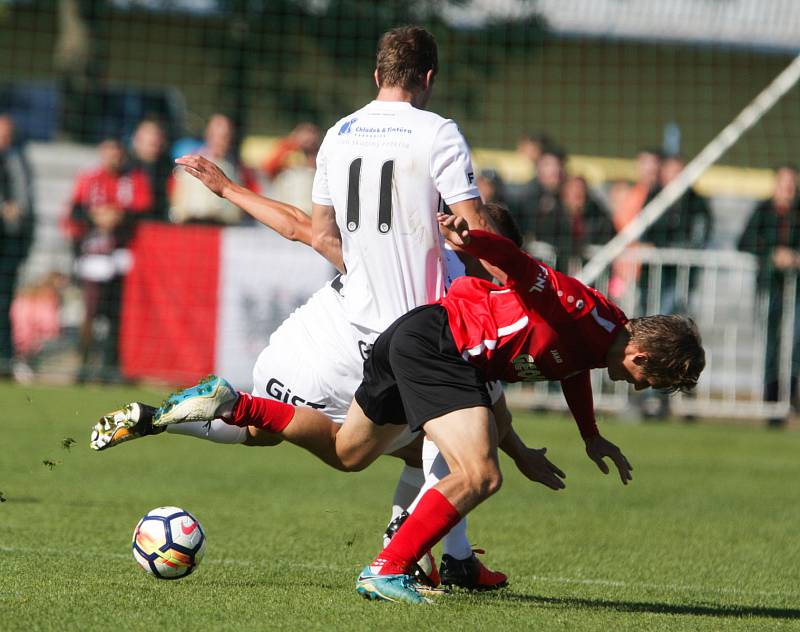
[
  {"left": 500, "top": 138, "right": 712, "bottom": 281},
  {"left": 0, "top": 112, "right": 319, "bottom": 383},
  {"left": 0, "top": 113, "right": 799, "bottom": 426}
]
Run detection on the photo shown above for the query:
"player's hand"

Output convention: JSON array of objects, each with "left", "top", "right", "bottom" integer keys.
[
  {"left": 175, "top": 155, "right": 232, "bottom": 198},
  {"left": 584, "top": 434, "right": 633, "bottom": 485},
  {"left": 512, "top": 446, "right": 566, "bottom": 491},
  {"left": 437, "top": 212, "right": 471, "bottom": 247}
]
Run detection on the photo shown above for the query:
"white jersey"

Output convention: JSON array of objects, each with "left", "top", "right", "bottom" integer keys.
[{"left": 312, "top": 100, "right": 479, "bottom": 332}]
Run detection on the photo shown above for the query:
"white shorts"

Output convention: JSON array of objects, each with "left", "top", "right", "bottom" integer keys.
[
  {"left": 251, "top": 278, "right": 504, "bottom": 454},
  {"left": 252, "top": 281, "right": 368, "bottom": 422}
]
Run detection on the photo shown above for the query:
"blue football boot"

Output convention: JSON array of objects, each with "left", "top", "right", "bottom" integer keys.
[
  {"left": 356, "top": 566, "right": 432, "bottom": 605},
  {"left": 153, "top": 375, "right": 239, "bottom": 427}
]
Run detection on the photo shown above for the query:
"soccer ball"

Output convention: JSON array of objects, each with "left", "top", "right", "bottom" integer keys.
[{"left": 132, "top": 506, "right": 206, "bottom": 579}]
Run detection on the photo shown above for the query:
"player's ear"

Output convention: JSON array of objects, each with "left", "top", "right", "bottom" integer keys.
[
  {"left": 632, "top": 352, "right": 649, "bottom": 367},
  {"left": 424, "top": 69, "right": 434, "bottom": 90},
  {"left": 374, "top": 69, "right": 381, "bottom": 88}
]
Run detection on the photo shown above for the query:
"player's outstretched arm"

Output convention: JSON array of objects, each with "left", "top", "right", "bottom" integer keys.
[
  {"left": 584, "top": 434, "right": 633, "bottom": 485},
  {"left": 438, "top": 213, "right": 532, "bottom": 283},
  {"left": 491, "top": 392, "right": 566, "bottom": 490},
  {"left": 175, "top": 154, "right": 312, "bottom": 246}
]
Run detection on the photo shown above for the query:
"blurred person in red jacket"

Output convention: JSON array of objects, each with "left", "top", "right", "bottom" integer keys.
[{"left": 64, "top": 137, "right": 152, "bottom": 383}]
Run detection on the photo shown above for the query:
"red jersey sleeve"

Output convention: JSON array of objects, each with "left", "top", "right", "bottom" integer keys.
[
  {"left": 460, "top": 230, "right": 561, "bottom": 317},
  {"left": 460, "top": 230, "right": 583, "bottom": 325},
  {"left": 460, "top": 230, "right": 538, "bottom": 285},
  {"left": 560, "top": 371, "right": 600, "bottom": 439}
]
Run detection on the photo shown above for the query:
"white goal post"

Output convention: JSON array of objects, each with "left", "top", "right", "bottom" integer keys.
[{"left": 578, "top": 52, "right": 800, "bottom": 286}]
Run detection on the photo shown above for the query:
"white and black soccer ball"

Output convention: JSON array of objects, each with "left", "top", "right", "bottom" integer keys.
[{"left": 132, "top": 506, "right": 206, "bottom": 579}]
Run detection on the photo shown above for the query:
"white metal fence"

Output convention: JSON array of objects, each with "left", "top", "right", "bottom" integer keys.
[{"left": 505, "top": 246, "right": 797, "bottom": 420}]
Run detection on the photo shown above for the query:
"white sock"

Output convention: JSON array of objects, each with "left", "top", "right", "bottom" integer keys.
[
  {"left": 391, "top": 465, "right": 425, "bottom": 519},
  {"left": 383, "top": 465, "right": 425, "bottom": 547},
  {"left": 409, "top": 438, "right": 473, "bottom": 561},
  {"left": 442, "top": 516, "right": 473, "bottom": 560},
  {"left": 165, "top": 419, "right": 247, "bottom": 444}
]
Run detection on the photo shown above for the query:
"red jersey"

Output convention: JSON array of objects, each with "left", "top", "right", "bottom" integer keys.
[
  {"left": 63, "top": 167, "right": 153, "bottom": 241},
  {"left": 440, "top": 230, "right": 628, "bottom": 438}
]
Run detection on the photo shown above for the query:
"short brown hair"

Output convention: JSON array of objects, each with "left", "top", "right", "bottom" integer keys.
[
  {"left": 484, "top": 202, "right": 523, "bottom": 247},
  {"left": 628, "top": 315, "right": 705, "bottom": 393},
  {"left": 376, "top": 26, "right": 438, "bottom": 92}
]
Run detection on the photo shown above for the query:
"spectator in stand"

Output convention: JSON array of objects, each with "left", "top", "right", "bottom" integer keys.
[
  {"left": 64, "top": 137, "right": 152, "bottom": 383},
  {"left": 171, "top": 113, "right": 258, "bottom": 225},
  {"left": 475, "top": 168, "right": 506, "bottom": 206},
  {"left": 615, "top": 147, "right": 663, "bottom": 232},
  {"left": 0, "top": 114, "right": 35, "bottom": 377},
  {"left": 507, "top": 132, "right": 553, "bottom": 221},
  {"left": 516, "top": 131, "right": 554, "bottom": 170},
  {"left": 129, "top": 118, "right": 173, "bottom": 222},
  {"left": 644, "top": 155, "right": 713, "bottom": 252},
  {"left": 639, "top": 154, "right": 714, "bottom": 315},
  {"left": 510, "top": 146, "right": 571, "bottom": 270},
  {"left": 738, "top": 164, "right": 800, "bottom": 428},
  {"left": 262, "top": 122, "right": 321, "bottom": 180},
  {"left": 561, "top": 175, "right": 615, "bottom": 260},
  {"left": 606, "top": 149, "right": 664, "bottom": 305},
  {"left": 637, "top": 155, "right": 713, "bottom": 419},
  {"left": 263, "top": 123, "right": 321, "bottom": 216}
]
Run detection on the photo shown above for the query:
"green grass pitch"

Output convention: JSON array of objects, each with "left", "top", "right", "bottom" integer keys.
[{"left": 1, "top": 382, "right": 799, "bottom": 631}]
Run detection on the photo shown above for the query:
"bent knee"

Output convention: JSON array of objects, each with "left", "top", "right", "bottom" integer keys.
[
  {"left": 466, "top": 466, "right": 503, "bottom": 499},
  {"left": 338, "top": 453, "right": 372, "bottom": 472}
]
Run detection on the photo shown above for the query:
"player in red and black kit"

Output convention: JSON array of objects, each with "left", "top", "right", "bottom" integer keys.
[{"left": 145, "top": 213, "right": 705, "bottom": 605}]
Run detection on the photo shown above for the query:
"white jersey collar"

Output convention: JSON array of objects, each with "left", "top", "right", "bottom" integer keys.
[{"left": 366, "top": 100, "right": 415, "bottom": 110}]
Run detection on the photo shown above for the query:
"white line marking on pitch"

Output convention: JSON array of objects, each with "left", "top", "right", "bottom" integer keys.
[{"left": 1, "top": 545, "right": 796, "bottom": 600}]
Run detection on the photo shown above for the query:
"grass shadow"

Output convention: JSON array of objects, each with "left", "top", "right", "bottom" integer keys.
[{"left": 487, "top": 592, "right": 800, "bottom": 620}]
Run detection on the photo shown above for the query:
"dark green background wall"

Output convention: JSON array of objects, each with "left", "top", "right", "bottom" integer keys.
[{"left": 1, "top": 3, "right": 797, "bottom": 167}]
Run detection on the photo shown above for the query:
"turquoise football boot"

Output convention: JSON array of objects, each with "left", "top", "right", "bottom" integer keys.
[
  {"left": 356, "top": 565, "right": 432, "bottom": 605},
  {"left": 153, "top": 375, "right": 239, "bottom": 427}
]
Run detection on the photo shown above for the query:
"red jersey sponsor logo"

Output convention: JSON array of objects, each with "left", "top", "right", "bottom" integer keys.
[{"left": 512, "top": 354, "right": 545, "bottom": 381}]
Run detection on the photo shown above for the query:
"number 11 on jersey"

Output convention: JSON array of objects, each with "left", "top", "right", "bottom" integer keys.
[{"left": 346, "top": 158, "right": 395, "bottom": 234}]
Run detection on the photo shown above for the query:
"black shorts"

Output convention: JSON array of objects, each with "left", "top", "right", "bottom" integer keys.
[{"left": 354, "top": 304, "right": 492, "bottom": 432}]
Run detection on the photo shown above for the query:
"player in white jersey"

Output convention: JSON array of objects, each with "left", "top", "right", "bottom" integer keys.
[
  {"left": 311, "top": 103, "right": 477, "bottom": 334},
  {"left": 308, "top": 26, "right": 497, "bottom": 333}
]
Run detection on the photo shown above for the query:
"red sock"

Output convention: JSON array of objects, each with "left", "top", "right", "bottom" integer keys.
[
  {"left": 227, "top": 392, "right": 295, "bottom": 433},
  {"left": 374, "top": 489, "right": 461, "bottom": 575}
]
